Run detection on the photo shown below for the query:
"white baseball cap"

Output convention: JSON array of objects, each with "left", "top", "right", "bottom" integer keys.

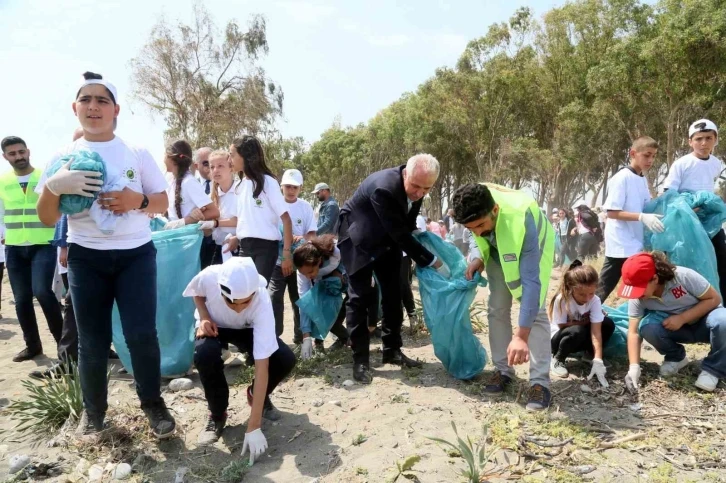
[
  {"left": 689, "top": 119, "right": 719, "bottom": 139},
  {"left": 218, "top": 257, "right": 266, "bottom": 301},
  {"left": 281, "top": 169, "right": 303, "bottom": 187}
]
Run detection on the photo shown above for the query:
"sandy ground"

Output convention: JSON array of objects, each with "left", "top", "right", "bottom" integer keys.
[{"left": 1, "top": 266, "right": 725, "bottom": 483}]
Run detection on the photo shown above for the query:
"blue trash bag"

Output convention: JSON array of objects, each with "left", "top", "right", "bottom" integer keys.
[
  {"left": 296, "top": 277, "right": 345, "bottom": 340},
  {"left": 414, "top": 231, "right": 488, "bottom": 380},
  {"left": 111, "top": 223, "right": 203, "bottom": 376},
  {"left": 46, "top": 151, "right": 106, "bottom": 215},
  {"left": 643, "top": 191, "right": 720, "bottom": 296},
  {"left": 602, "top": 303, "right": 630, "bottom": 359},
  {"left": 681, "top": 191, "right": 726, "bottom": 238}
]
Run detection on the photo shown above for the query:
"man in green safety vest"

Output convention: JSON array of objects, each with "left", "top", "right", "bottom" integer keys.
[
  {"left": 1, "top": 136, "right": 62, "bottom": 362},
  {"left": 452, "top": 183, "right": 555, "bottom": 411}
]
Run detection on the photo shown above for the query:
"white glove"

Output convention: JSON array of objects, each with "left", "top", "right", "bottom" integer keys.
[
  {"left": 198, "top": 220, "right": 215, "bottom": 230},
  {"left": 241, "top": 428, "right": 268, "bottom": 465},
  {"left": 163, "top": 219, "right": 186, "bottom": 230},
  {"left": 435, "top": 262, "right": 451, "bottom": 279},
  {"left": 587, "top": 358, "right": 609, "bottom": 388},
  {"left": 639, "top": 213, "right": 665, "bottom": 233},
  {"left": 301, "top": 337, "right": 313, "bottom": 360},
  {"left": 625, "top": 364, "right": 641, "bottom": 394},
  {"left": 45, "top": 160, "right": 103, "bottom": 197},
  {"left": 412, "top": 229, "right": 423, "bottom": 235}
]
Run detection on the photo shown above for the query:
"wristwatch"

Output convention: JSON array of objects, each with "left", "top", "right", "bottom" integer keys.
[{"left": 139, "top": 194, "right": 149, "bottom": 210}]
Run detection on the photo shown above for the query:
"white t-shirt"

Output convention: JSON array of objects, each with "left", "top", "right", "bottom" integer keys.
[
  {"left": 0, "top": 224, "right": 5, "bottom": 263},
  {"left": 550, "top": 293, "right": 605, "bottom": 338},
  {"left": 183, "top": 265, "right": 278, "bottom": 360},
  {"left": 235, "top": 175, "right": 289, "bottom": 241},
  {"left": 166, "top": 173, "right": 212, "bottom": 221},
  {"left": 663, "top": 153, "right": 723, "bottom": 193},
  {"left": 285, "top": 198, "right": 316, "bottom": 237},
  {"left": 212, "top": 180, "right": 240, "bottom": 246},
  {"left": 602, "top": 168, "right": 651, "bottom": 258},
  {"left": 36, "top": 137, "right": 168, "bottom": 250}
]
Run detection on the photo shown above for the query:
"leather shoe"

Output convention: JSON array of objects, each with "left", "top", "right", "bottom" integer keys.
[
  {"left": 353, "top": 363, "right": 372, "bottom": 384},
  {"left": 382, "top": 350, "right": 422, "bottom": 368},
  {"left": 13, "top": 346, "right": 42, "bottom": 362},
  {"left": 30, "top": 363, "right": 72, "bottom": 380}
]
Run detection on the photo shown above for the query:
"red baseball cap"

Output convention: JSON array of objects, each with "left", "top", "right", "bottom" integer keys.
[{"left": 618, "top": 253, "right": 656, "bottom": 299}]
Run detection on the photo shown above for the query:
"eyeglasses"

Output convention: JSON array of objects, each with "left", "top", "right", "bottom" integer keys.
[{"left": 201, "top": 160, "right": 210, "bottom": 167}]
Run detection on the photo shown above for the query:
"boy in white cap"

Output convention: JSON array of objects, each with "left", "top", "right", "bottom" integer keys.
[
  {"left": 184, "top": 257, "right": 296, "bottom": 460},
  {"left": 269, "top": 169, "right": 316, "bottom": 344},
  {"left": 663, "top": 119, "right": 726, "bottom": 297}
]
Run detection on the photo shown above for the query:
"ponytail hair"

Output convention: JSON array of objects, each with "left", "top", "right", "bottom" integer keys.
[
  {"left": 166, "top": 140, "right": 194, "bottom": 219},
  {"left": 293, "top": 235, "right": 336, "bottom": 269},
  {"left": 650, "top": 251, "right": 677, "bottom": 284},
  {"left": 548, "top": 260, "right": 599, "bottom": 319},
  {"left": 231, "top": 135, "right": 276, "bottom": 198}
]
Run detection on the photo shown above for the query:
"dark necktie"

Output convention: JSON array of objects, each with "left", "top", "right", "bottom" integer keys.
[{"left": 204, "top": 179, "right": 210, "bottom": 195}]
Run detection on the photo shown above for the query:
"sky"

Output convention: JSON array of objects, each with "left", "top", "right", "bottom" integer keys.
[{"left": 0, "top": 0, "right": 561, "bottom": 174}]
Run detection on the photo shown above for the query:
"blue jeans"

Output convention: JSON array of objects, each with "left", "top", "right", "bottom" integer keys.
[
  {"left": 68, "top": 242, "right": 161, "bottom": 418},
  {"left": 640, "top": 307, "right": 726, "bottom": 379},
  {"left": 5, "top": 244, "right": 63, "bottom": 350}
]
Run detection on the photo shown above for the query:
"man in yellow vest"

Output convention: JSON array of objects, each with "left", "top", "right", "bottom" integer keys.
[
  {"left": 1, "top": 136, "right": 62, "bottom": 362},
  {"left": 452, "top": 183, "right": 555, "bottom": 411}
]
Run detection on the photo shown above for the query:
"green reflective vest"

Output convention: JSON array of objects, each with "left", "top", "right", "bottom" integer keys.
[
  {"left": 473, "top": 183, "right": 554, "bottom": 306},
  {"left": 0, "top": 169, "right": 54, "bottom": 246}
]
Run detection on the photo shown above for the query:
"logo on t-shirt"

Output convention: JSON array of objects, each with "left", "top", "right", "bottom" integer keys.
[
  {"left": 671, "top": 285, "right": 687, "bottom": 299},
  {"left": 123, "top": 167, "right": 138, "bottom": 181},
  {"left": 296, "top": 218, "right": 302, "bottom": 225},
  {"left": 254, "top": 198, "right": 263, "bottom": 207}
]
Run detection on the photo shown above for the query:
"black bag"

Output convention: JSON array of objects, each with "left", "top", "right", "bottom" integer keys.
[{"left": 578, "top": 208, "right": 604, "bottom": 243}]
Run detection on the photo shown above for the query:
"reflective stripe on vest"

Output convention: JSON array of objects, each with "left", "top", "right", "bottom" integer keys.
[
  {"left": 473, "top": 183, "right": 554, "bottom": 305},
  {"left": 0, "top": 170, "right": 54, "bottom": 245}
]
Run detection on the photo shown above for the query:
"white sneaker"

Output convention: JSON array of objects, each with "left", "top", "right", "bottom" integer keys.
[
  {"left": 551, "top": 359, "right": 569, "bottom": 378},
  {"left": 694, "top": 371, "right": 719, "bottom": 392},
  {"left": 659, "top": 356, "right": 689, "bottom": 376},
  {"left": 221, "top": 348, "right": 232, "bottom": 362}
]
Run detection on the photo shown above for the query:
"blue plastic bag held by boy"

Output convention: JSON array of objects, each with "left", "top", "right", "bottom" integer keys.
[
  {"left": 46, "top": 151, "right": 106, "bottom": 215},
  {"left": 296, "top": 277, "right": 345, "bottom": 340},
  {"left": 414, "top": 232, "right": 488, "bottom": 380},
  {"left": 643, "top": 190, "right": 723, "bottom": 295},
  {"left": 111, "top": 223, "right": 203, "bottom": 376}
]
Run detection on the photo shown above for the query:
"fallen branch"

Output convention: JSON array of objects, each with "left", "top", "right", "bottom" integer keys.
[
  {"left": 524, "top": 436, "right": 574, "bottom": 448},
  {"left": 656, "top": 451, "right": 689, "bottom": 471},
  {"left": 599, "top": 432, "right": 646, "bottom": 449},
  {"left": 645, "top": 412, "right": 711, "bottom": 421}
]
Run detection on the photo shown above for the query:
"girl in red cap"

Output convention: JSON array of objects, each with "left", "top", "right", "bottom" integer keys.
[{"left": 619, "top": 252, "right": 726, "bottom": 392}]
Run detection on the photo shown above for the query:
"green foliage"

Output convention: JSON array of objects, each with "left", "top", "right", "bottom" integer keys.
[
  {"left": 301, "top": 0, "right": 726, "bottom": 215},
  {"left": 427, "top": 421, "right": 499, "bottom": 483},
  {"left": 352, "top": 434, "right": 368, "bottom": 446},
  {"left": 220, "top": 460, "right": 250, "bottom": 482},
  {"left": 386, "top": 455, "right": 422, "bottom": 483},
  {"left": 2, "top": 364, "right": 83, "bottom": 440}
]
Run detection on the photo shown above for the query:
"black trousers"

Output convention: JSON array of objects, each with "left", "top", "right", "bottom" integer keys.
[
  {"left": 576, "top": 232, "right": 599, "bottom": 259},
  {"left": 269, "top": 265, "right": 301, "bottom": 341},
  {"left": 238, "top": 238, "right": 279, "bottom": 286},
  {"left": 551, "top": 317, "right": 616, "bottom": 360},
  {"left": 596, "top": 256, "right": 627, "bottom": 302},
  {"left": 58, "top": 273, "right": 78, "bottom": 362},
  {"left": 194, "top": 328, "right": 296, "bottom": 418},
  {"left": 200, "top": 236, "right": 217, "bottom": 271},
  {"left": 711, "top": 229, "right": 726, "bottom": 299},
  {"left": 345, "top": 248, "right": 404, "bottom": 365},
  {"left": 400, "top": 255, "right": 415, "bottom": 316},
  {"left": 367, "top": 280, "right": 380, "bottom": 329}
]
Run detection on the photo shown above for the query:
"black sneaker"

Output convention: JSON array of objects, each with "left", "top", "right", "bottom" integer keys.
[
  {"left": 353, "top": 363, "right": 372, "bottom": 384},
  {"left": 525, "top": 384, "right": 552, "bottom": 411},
  {"left": 314, "top": 339, "right": 325, "bottom": 353},
  {"left": 197, "top": 412, "right": 227, "bottom": 445},
  {"left": 141, "top": 399, "right": 176, "bottom": 439},
  {"left": 483, "top": 371, "right": 513, "bottom": 394},
  {"left": 382, "top": 349, "right": 422, "bottom": 368},
  {"left": 13, "top": 346, "right": 42, "bottom": 362},
  {"left": 29, "top": 363, "right": 71, "bottom": 380},
  {"left": 75, "top": 410, "right": 105, "bottom": 440},
  {"left": 246, "top": 386, "right": 282, "bottom": 421}
]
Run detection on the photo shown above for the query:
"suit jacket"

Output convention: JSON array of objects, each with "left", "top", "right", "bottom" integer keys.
[{"left": 337, "top": 165, "right": 435, "bottom": 275}]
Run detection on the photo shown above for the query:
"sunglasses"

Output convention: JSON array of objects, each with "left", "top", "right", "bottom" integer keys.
[{"left": 201, "top": 160, "right": 210, "bottom": 167}]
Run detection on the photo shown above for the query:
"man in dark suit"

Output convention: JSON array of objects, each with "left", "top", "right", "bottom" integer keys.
[{"left": 338, "top": 154, "right": 445, "bottom": 383}]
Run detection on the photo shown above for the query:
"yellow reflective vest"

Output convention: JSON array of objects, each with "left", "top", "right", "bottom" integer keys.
[
  {"left": 473, "top": 183, "right": 554, "bottom": 306},
  {"left": 0, "top": 169, "right": 55, "bottom": 246}
]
